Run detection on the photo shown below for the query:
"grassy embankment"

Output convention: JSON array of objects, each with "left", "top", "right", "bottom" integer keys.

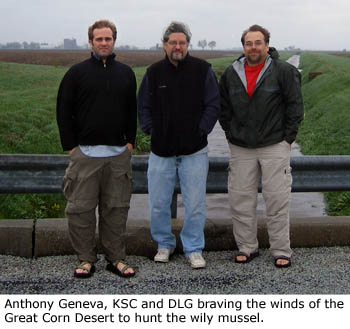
[
  {"left": 0, "top": 62, "right": 66, "bottom": 219},
  {"left": 297, "top": 53, "right": 350, "bottom": 215},
  {"left": 209, "top": 52, "right": 350, "bottom": 216},
  {"left": 0, "top": 57, "right": 234, "bottom": 219},
  {"left": 1, "top": 51, "right": 349, "bottom": 218}
]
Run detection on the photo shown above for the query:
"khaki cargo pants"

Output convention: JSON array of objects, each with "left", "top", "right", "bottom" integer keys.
[
  {"left": 228, "top": 141, "right": 293, "bottom": 258},
  {"left": 62, "top": 147, "right": 132, "bottom": 264}
]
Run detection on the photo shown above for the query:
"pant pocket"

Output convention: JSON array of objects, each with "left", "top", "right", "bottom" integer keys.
[
  {"left": 284, "top": 166, "right": 293, "bottom": 190},
  {"left": 62, "top": 170, "right": 77, "bottom": 201},
  {"left": 108, "top": 171, "right": 132, "bottom": 207}
]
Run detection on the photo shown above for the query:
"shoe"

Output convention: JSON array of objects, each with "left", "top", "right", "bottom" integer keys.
[
  {"left": 106, "top": 261, "right": 136, "bottom": 278},
  {"left": 274, "top": 256, "right": 291, "bottom": 268},
  {"left": 235, "top": 251, "right": 259, "bottom": 263},
  {"left": 154, "top": 248, "right": 174, "bottom": 263},
  {"left": 73, "top": 262, "right": 95, "bottom": 279},
  {"left": 188, "top": 252, "right": 206, "bottom": 269}
]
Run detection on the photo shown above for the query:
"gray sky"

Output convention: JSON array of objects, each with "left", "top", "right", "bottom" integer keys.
[{"left": 1, "top": 0, "right": 349, "bottom": 50}]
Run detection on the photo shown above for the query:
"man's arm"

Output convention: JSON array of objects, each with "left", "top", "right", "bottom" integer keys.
[
  {"left": 56, "top": 69, "right": 78, "bottom": 152},
  {"left": 125, "top": 69, "right": 137, "bottom": 149},
  {"left": 137, "top": 74, "right": 153, "bottom": 135},
  {"left": 218, "top": 69, "right": 233, "bottom": 134},
  {"left": 280, "top": 64, "right": 304, "bottom": 144},
  {"left": 199, "top": 67, "right": 221, "bottom": 135}
]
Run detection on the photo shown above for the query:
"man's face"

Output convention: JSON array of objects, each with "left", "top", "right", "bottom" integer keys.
[
  {"left": 163, "top": 32, "right": 189, "bottom": 66},
  {"left": 89, "top": 27, "right": 115, "bottom": 59},
  {"left": 243, "top": 31, "right": 269, "bottom": 66}
]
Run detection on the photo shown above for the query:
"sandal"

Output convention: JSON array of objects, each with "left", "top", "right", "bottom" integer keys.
[
  {"left": 74, "top": 262, "right": 95, "bottom": 278},
  {"left": 235, "top": 251, "right": 259, "bottom": 263},
  {"left": 274, "top": 256, "right": 291, "bottom": 268},
  {"left": 106, "top": 261, "right": 135, "bottom": 278}
]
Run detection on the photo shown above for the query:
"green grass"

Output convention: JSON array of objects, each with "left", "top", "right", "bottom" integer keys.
[
  {"left": 0, "top": 62, "right": 65, "bottom": 154},
  {"left": 0, "top": 56, "right": 236, "bottom": 219},
  {"left": 1, "top": 52, "right": 350, "bottom": 218},
  {"left": 0, "top": 62, "right": 68, "bottom": 219},
  {"left": 297, "top": 52, "right": 350, "bottom": 215},
  {"left": 208, "top": 56, "right": 235, "bottom": 78},
  {"left": 298, "top": 53, "right": 350, "bottom": 147}
]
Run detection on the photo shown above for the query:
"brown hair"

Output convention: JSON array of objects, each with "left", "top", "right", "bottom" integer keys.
[
  {"left": 88, "top": 20, "right": 117, "bottom": 41},
  {"left": 241, "top": 24, "right": 270, "bottom": 45}
]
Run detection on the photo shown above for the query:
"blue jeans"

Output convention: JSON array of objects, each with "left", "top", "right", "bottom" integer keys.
[{"left": 147, "top": 152, "right": 209, "bottom": 256}]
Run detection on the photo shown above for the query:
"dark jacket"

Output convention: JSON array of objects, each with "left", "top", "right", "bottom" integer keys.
[
  {"left": 219, "top": 48, "right": 304, "bottom": 148},
  {"left": 56, "top": 53, "right": 137, "bottom": 151},
  {"left": 138, "top": 54, "right": 220, "bottom": 157}
]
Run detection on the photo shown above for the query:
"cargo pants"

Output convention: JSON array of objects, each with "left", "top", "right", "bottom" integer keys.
[{"left": 62, "top": 147, "right": 132, "bottom": 264}]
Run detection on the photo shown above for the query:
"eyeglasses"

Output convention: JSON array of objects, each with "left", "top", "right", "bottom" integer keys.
[
  {"left": 167, "top": 40, "right": 188, "bottom": 47},
  {"left": 244, "top": 40, "right": 265, "bottom": 48}
]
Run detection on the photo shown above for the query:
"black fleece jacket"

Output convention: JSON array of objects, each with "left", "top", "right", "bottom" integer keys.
[
  {"left": 138, "top": 54, "right": 220, "bottom": 157},
  {"left": 56, "top": 53, "right": 137, "bottom": 151}
]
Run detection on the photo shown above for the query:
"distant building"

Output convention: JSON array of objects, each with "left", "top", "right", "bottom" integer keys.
[
  {"left": 149, "top": 43, "right": 162, "bottom": 50},
  {"left": 64, "top": 38, "right": 78, "bottom": 49}
]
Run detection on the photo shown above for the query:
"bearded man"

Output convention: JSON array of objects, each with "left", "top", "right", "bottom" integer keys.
[
  {"left": 219, "top": 24, "right": 304, "bottom": 268},
  {"left": 137, "top": 21, "right": 220, "bottom": 269}
]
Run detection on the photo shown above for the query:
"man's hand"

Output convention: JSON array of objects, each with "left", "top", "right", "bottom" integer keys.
[
  {"left": 126, "top": 143, "right": 133, "bottom": 152},
  {"left": 69, "top": 147, "right": 76, "bottom": 156}
]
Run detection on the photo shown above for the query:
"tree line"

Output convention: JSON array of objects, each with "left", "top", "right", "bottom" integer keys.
[{"left": 197, "top": 40, "right": 216, "bottom": 50}]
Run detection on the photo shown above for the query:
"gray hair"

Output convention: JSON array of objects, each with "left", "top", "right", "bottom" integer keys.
[{"left": 162, "top": 21, "right": 192, "bottom": 43}]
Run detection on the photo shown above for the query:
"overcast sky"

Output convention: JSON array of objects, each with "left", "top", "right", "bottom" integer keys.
[{"left": 0, "top": 0, "right": 349, "bottom": 50}]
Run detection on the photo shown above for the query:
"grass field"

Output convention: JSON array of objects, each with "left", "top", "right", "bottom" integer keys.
[
  {"left": 297, "top": 52, "right": 350, "bottom": 215},
  {"left": 1, "top": 50, "right": 349, "bottom": 218},
  {"left": 0, "top": 51, "right": 239, "bottom": 219}
]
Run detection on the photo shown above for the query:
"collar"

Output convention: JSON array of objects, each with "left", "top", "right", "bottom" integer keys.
[{"left": 91, "top": 52, "right": 116, "bottom": 63}]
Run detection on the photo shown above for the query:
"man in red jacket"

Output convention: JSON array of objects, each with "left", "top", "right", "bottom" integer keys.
[{"left": 219, "top": 25, "right": 304, "bottom": 268}]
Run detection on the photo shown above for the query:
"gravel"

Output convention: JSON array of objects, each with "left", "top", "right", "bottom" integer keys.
[{"left": 1, "top": 247, "right": 350, "bottom": 294}]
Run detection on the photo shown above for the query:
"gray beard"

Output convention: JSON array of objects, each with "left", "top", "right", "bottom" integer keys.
[{"left": 170, "top": 52, "right": 185, "bottom": 63}]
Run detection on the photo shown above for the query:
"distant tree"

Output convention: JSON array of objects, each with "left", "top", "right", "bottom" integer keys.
[
  {"left": 29, "top": 42, "right": 40, "bottom": 49},
  {"left": 5, "top": 42, "right": 21, "bottom": 49},
  {"left": 208, "top": 41, "right": 216, "bottom": 50},
  {"left": 197, "top": 39, "right": 207, "bottom": 50},
  {"left": 23, "top": 41, "right": 29, "bottom": 49}
]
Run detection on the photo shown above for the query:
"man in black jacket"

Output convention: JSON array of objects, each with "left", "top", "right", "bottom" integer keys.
[
  {"left": 138, "top": 22, "right": 220, "bottom": 269},
  {"left": 219, "top": 25, "right": 304, "bottom": 268},
  {"left": 57, "top": 20, "right": 136, "bottom": 278}
]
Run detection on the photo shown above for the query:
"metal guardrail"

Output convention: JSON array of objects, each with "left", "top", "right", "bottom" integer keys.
[{"left": 1, "top": 154, "right": 350, "bottom": 217}]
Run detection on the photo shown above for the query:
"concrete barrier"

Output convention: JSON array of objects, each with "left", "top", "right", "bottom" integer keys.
[
  {"left": 0, "top": 219, "right": 33, "bottom": 258},
  {"left": 34, "top": 218, "right": 73, "bottom": 257},
  {"left": 1, "top": 216, "right": 350, "bottom": 258}
]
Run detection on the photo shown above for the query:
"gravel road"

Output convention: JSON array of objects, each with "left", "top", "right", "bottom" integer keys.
[{"left": 1, "top": 247, "right": 349, "bottom": 294}]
